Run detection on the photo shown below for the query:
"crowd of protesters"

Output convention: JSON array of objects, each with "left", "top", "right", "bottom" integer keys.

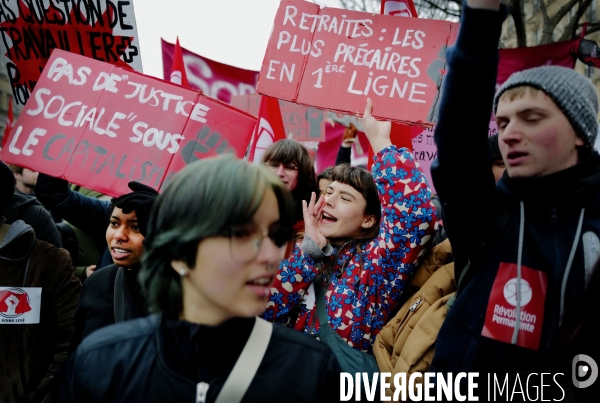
[{"left": 1, "top": 0, "right": 599, "bottom": 402}]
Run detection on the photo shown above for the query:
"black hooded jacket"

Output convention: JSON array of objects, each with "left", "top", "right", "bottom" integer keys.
[
  {"left": 4, "top": 192, "right": 63, "bottom": 248},
  {"left": 433, "top": 157, "right": 600, "bottom": 374},
  {"left": 429, "top": 3, "right": 600, "bottom": 397}
]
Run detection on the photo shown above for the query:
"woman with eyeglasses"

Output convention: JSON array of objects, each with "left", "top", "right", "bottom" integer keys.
[
  {"left": 263, "top": 99, "right": 438, "bottom": 354},
  {"left": 60, "top": 155, "right": 341, "bottom": 403},
  {"left": 262, "top": 139, "right": 318, "bottom": 231}
]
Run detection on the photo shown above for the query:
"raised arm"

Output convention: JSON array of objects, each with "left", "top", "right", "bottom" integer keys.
[
  {"left": 36, "top": 173, "right": 111, "bottom": 247},
  {"left": 361, "top": 99, "right": 437, "bottom": 304},
  {"left": 430, "top": 0, "right": 505, "bottom": 281}
]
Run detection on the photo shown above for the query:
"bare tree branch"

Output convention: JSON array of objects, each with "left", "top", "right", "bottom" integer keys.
[
  {"left": 548, "top": 0, "right": 585, "bottom": 29},
  {"left": 583, "top": 21, "right": 600, "bottom": 35},
  {"left": 509, "top": 0, "right": 527, "bottom": 47},
  {"left": 558, "top": 0, "right": 593, "bottom": 42}
]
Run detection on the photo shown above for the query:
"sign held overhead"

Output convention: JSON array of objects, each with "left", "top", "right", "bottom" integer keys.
[{"left": 257, "top": 0, "right": 459, "bottom": 125}]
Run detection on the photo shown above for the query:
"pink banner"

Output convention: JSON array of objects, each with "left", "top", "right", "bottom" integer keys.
[{"left": 161, "top": 39, "right": 258, "bottom": 104}]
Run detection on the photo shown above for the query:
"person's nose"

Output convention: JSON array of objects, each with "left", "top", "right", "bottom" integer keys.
[
  {"left": 113, "top": 226, "right": 129, "bottom": 242},
  {"left": 500, "top": 121, "right": 523, "bottom": 146},
  {"left": 255, "top": 235, "right": 282, "bottom": 268},
  {"left": 324, "top": 193, "right": 335, "bottom": 208},
  {"left": 275, "top": 164, "right": 286, "bottom": 177}
]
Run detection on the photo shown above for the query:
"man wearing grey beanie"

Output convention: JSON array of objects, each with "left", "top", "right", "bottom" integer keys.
[{"left": 429, "top": 0, "right": 600, "bottom": 399}]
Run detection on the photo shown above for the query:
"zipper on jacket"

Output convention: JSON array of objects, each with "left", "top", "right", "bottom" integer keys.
[
  {"left": 409, "top": 299, "right": 422, "bottom": 312},
  {"left": 550, "top": 208, "right": 558, "bottom": 223},
  {"left": 196, "top": 382, "right": 209, "bottom": 403}
]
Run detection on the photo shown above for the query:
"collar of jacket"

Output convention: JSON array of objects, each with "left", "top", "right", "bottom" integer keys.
[
  {"left": 498, "top": 153, "right": 600, "bottom": 207},
  {"left": 159, "top": 315, "right": 255, "bottom": 380}
]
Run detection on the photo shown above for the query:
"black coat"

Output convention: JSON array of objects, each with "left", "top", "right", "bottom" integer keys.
[
  {"left": 70, "top": 264, "right": 148, "bottom": 350},
  {"left": 1, "top": 221, "right": 80, "bottom": 403},
  {"left": 430, "top": 3, "right": 600, "bottom": 398},
  {"left": 61, "top": 315, "right": 342, "bottom": 402}
]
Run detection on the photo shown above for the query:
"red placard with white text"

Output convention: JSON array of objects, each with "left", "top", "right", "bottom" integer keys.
[
  {"left": 257, "top": 0, "right": 458, "bottom": 125},
  {"left": 0, "top": 50, "right": 256, "bottom": 197}
]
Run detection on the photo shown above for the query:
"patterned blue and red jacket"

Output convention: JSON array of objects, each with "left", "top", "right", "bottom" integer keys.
[{"left": 263, "top": 145, "right": 438, "bottom": 353}]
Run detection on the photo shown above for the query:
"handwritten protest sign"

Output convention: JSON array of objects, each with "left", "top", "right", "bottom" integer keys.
[
  {"left": 257, "top": 0, "right": 458, "bottom": 125},
  {"left": 231, "top": 94, "right": 325, "bottom": 142},
  {"left": 0, "top": 0, "right": 142, "bottom": 106},
  {"left": 162, "top": 39, "right": 257, "bottom": 104},
  {"left": 0, "top": 50, "right": 256, "bottom": 197}
]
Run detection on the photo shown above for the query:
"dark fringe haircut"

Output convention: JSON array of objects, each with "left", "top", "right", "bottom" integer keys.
[
  {"left": 262, "top": 139, "right": 318, "bottom": 223},
  {"left": 330, "top": 164, "right": 381, "bottom": 241}
]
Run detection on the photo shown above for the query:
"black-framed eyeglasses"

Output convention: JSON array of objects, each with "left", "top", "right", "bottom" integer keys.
[
  {"left": 221, "top": 222, "right": 295, "bottom": 263},
  {"left": 265, "top": 162, "right": 298, "bottom": 175}
]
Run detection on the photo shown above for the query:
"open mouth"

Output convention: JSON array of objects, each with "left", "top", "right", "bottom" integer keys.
[
  {"left": 507, "top": 151, "right": 528, "bottom": 162},
  {"left": 246, "top": 276, "right": 273, "bottom": 298},
  {"left": 320, "top": 211, "right": 338, "bottom": 224},
  {"left": 111, "top": 247, "right": 132, "bottom": 260},
  {"left": 247, "top": 277, "right": 272, "bottom": 286}
]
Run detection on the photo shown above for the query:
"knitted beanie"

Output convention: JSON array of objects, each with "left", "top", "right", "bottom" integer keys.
[{"left": 494, "top": 65, "right": 599, "bottom": 148}]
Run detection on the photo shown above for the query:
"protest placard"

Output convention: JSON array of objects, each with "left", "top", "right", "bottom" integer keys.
[
  {"left": 162, "top": 39, "right": 257, "bottom": 104},
  {"left": 257, "top": 0, "right": 458, "bottom": 125},
  {"left": 0, "top": 0, "right": 143, "bottom": 106},
  {"left": 231, "top": 94, "right": 325, "bottom": 142},
  {"left": 0, "top": 49, "right": 257, "bottom": 197}
]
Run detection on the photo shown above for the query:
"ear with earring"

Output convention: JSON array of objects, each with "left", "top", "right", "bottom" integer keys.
[{"left": 179, "top": 267, "right": 187, "bottom": 278}]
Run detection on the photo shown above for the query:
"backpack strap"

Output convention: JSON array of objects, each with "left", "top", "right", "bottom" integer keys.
[
  {"left": 113, "top": 267, "right": 125, "bottom": 323},
  {"left": 213, "top": 317, "right": 273, "bottom": 403}
]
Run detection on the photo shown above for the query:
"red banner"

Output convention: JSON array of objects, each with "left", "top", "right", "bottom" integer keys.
[
  {"left": 497, "top": 39, "right": 578, "bottom": 88},
  {"left": 161, "top": 39, "right": 258, "bottom": 104},
  {"left": 0, "top": 0, "right": 142, "bottom": 106},
  {"left": 257, "top": 0, "right": 459, "bottom": 125},
  {"left": 0, "top": 50, "right": 256, "bottom": 197}
]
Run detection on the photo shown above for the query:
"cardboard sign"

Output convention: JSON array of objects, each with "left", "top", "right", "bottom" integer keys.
[
  {"left": 481, "top": 263, "right": 548, "bottom": 351},
  {"left": 0, "top": 50, "right": 256, "bottom": 197},
  {"left": 162, "top": 39, "right": 258, "bottom": 104},
  {"left": 257, "top": 0, "right": 459, "bottom": 125},
  {"left": 231, "top": 94, "right": 325, "bottom": 142},
  {"left": 0, "top": 0, "right": 143, "bottom": 106},
  {"left": 0, "top": 287, "right": 42, "bottom": 324}
]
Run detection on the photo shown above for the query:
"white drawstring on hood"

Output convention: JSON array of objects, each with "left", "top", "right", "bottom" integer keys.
[{"left": 511, "top": 203, "right": 585, "bottom": 344}]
